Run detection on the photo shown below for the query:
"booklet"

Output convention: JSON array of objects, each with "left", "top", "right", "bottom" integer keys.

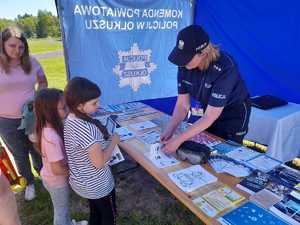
[
  {"left": 236, "top": 170, "right": 270, "bottom": 195},
  {"left": 267, "top": 164, "right": 300, "bottom": 190},
  {"left": 270, "top": 191, "right": 300, "bottom": 225},
  {"left": 265, "top": 181, "right": 293, "bottom": 199},
  {"left": 247, "top": 155, "right": 282, "bottom": 173},
  {"left": 168, "top": 165, "right": 217, "bottom": 193},
  {"left": 193, "top": 185, "right": 245, "bottom": 217},
  {"left": 225, "top": 146, "right": 261, "bottom": 162},
  {"left": 218, "top": 201, "right": 288, "bottom": 225},
  {"left": 250, "top": 189, "right": 282, "bottom": 209}
]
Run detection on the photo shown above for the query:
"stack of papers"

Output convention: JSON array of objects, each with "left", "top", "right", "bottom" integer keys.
[{"left": 209, "top": 156, "right": 252, "bottom": 177}]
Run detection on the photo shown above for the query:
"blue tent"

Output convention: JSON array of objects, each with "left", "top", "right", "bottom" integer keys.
[
  {"left": 56, "top": 0, "right": 300, "bottom": 114},
  {"left": 195, "top": 0, "right": 300, "bottom": 104}
]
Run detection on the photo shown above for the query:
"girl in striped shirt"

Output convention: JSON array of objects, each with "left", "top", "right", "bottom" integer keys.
[{"left": 64, "top": 77, "right": 119, "bottom": 225}]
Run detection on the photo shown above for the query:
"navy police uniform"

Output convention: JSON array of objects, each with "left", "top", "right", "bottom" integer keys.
[{"left": 177, "top": 51, "right": 251, "bottom": 143}]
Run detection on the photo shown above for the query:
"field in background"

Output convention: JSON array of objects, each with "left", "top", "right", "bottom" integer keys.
[
  {"left": 28, "top": 38, "right": 63, "bottom": 54},
  {"left": 39, "top": 56, "right": 67, "bottom": 90},
  {"left": 29, "top": 38, "right": 67, "bottom": 90}
]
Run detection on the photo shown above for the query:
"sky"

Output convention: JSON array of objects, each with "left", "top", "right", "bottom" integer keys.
[{"left": 0, "top": 0, "right": 57, "bottom": 20}]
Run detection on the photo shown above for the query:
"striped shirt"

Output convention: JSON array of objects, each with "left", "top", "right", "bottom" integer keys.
[{"left": 64, "top": 114, "right": 114, "bottom": 199}]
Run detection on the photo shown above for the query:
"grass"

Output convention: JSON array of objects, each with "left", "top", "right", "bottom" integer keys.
[
  {"left": 17, "top": 167, "right": 204, "bottom": 225},
  {"left": 38, "top": 56, "right": 67, "bottom": 90},
  {"left": 28, "top": 38, "right": 63, "bottom": 54},
  {"left": 29, "top": 38, "right": 67, "bottom": 90}
]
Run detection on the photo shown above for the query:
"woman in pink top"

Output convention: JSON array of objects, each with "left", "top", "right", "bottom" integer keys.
[
  {"left": 35, "top": 88, "right": 87, "bottom": 225},
  {"left": 0, "top": 27, "right": 48, "bottom": 200}
]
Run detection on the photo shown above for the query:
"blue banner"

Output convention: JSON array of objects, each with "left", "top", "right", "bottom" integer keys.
[
  {"left": 195, "top": 0, "right": 300, "bottom": 104},
  {"left": 56, "top": 0, "right": 193, "bottom": 105}
]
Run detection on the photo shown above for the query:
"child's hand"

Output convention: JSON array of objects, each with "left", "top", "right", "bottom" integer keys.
[{"left": 111, "top": 134, "right": 120, "bottom": 145}]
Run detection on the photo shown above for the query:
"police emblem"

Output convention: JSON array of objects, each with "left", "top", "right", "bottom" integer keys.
[
  {"left": 178, "top": 40, "right": 184, "bottom": 50},
  {"left": 113, "top": 43, "right": 157, "bottom": 91}
]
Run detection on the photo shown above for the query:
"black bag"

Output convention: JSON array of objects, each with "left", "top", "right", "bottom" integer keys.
[
  {"left": 251, "top": 95, "right": 288, "bottom": 110},
  {"left": 177, "top": 141, "right": 211, "bottom": 164}
]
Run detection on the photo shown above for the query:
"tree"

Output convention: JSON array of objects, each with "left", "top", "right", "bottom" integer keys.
[
  {"left": 0, "top": 19, "right": 14, "bottom": 31},
  {"left": 36, "top": 10, "right": 60, "bottom": 38},
  {"left": 16, "top": 15, "right": 37, "bottom": 38},
  {"left": 1, "top": 10, "right": 61, "bottom": 38}
]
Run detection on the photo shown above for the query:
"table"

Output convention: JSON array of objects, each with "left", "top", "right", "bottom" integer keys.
[
  {"left": 116, "top": 105, "right": 249, "bottom": 225},
  {"left": 245, "top": 103, "right": 300, "bottom": 162}
]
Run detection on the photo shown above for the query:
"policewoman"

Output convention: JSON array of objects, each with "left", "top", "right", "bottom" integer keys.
[{"left": 161, "top": 25, "right": 251, "bottom": 153}]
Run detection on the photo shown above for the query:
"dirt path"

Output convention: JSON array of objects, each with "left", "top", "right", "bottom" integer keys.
[{"left": 33, "top": 50, "right": 63, "bottom": 59}]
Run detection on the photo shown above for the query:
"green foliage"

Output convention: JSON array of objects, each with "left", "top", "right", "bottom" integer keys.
[
  {"left": 0, "top": 10, "right": 60, "bottom": 38},
  {"left": 0, "top": 18, "right": 15, "bottom": 31},
  {"left": 36, "top": 10, "right": 60, "bottom": 38},
  {"left": 17, "top": 16, "right": 37, "bottom": 38}
]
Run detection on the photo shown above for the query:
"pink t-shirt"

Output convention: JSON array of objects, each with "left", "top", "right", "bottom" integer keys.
[
  {"left": 40, "top": 127, "right": 68, "bottom": 188},
  {"left": 0, "top": 57, "right": 45, "bottom": 118}
]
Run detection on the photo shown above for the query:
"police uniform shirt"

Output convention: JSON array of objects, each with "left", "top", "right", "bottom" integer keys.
[{"left": 177, "top": 51, "right": 249, "bottom": 110}]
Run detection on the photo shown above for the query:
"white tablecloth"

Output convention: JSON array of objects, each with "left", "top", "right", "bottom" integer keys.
[{"left": 245, "top": 103, "right": 300, "bottom": 162}]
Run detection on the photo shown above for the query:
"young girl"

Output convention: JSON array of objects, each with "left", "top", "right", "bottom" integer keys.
[
  {"left": 34, "top": 88, "right": 87, "bottom": 225},
  {"left": 64, "top": 77, "right": 119, "bottom": 225}
]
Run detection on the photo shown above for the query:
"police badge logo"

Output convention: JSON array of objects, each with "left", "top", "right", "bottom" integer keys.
[
  {"left": 178, "top": 40, "right": 184, "bottom": 50},
  {"left": 113, "top": 43, "right": 157, "bottom": 91}
]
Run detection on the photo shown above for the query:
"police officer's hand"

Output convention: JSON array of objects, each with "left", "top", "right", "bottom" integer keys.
[
  {"left": 161, "top": 137, "right": 182, "bottom": 154},
  {"left": 160, "top": 129, "right": 174, "bottom": 143}
]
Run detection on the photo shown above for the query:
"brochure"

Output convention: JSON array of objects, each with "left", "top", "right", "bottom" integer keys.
[
  {"left": 218, "top": 201, "right": 288, "bottom": 225},
  {"left": 168, "top": 165, "right": 217, "bottom": 193}
]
